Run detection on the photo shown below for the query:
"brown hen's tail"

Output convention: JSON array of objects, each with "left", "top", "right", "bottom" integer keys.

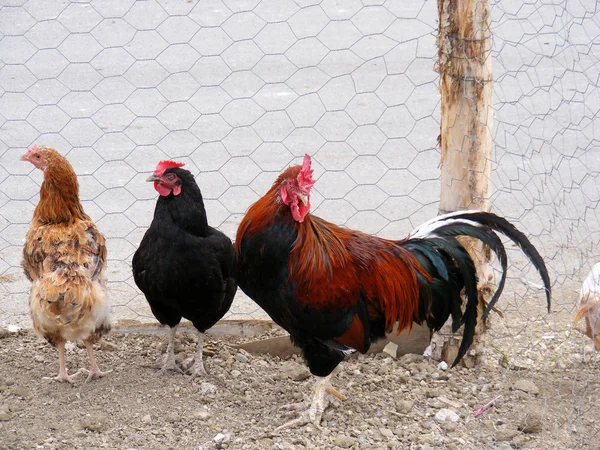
[{"left": 403, "top": 210, "right": 551, "bottom": 367}]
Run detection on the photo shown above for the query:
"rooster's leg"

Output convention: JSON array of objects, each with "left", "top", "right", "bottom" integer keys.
[
  {"left": 81, "top": 341, "right": 112, "bottom": 382},
  {"left": 276, "top": 371, "right": 345, "bottom": 431},
  {"left": 188, "top": 331, "right": 208, "bottom": 377},
  {"left": 46, "top": 341, "right": 84, "bottom": 383},
  {"left": 156, "top": 325, "right": 183, "bottom": 375}
]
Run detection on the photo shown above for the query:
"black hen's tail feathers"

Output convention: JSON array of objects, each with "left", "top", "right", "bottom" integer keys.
[{"left": 407, "top": 210, "right": 552, "bottom": 367}]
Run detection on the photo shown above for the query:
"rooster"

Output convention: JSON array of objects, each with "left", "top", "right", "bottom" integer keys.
[
  {"left": 132, "top": 160, "right": 237, "bottom": 376},
  {"left": 574, "top": 263, "right": 600, "bottom": 350},
  {"left": 236, "top": 154, "right": 551, "bottom": 429},
  {"left": 21, "top": 145, "right": 111, "bottom": 383}
]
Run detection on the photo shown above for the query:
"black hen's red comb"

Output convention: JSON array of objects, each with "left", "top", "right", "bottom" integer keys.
[{"left": 154, "top": 160, "right": 185, "bottom": 175}]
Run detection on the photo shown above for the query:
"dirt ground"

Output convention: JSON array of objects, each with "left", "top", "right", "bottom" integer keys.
[{"left": 0, "top": 307, "right": 599, "bottom": 450}]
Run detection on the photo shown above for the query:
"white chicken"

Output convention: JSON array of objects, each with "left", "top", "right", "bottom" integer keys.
[{"left": 574, "top": 263, "right": 600, "bottom": 350}]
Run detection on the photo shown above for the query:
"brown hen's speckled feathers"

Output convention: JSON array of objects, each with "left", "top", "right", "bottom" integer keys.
[{"left": 22, "top": 146, "right": 110, "bottom": 349}]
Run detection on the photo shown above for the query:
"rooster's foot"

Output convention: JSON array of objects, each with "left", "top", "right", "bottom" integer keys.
[{"left": 275, "top": 375, "right": 344, "bottom": 431}]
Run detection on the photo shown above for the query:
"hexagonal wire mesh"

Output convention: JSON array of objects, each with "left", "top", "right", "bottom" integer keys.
[{"left": 0, "top": 0, "right": 598, "bottom": 443}]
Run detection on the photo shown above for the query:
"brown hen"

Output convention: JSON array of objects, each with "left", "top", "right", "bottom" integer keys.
[{"left": 21, "top": 145, "right": 111, "bottom": 383}]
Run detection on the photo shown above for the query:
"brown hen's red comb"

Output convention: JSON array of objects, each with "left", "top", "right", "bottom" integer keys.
[{"left": 155, "top": 160, "right": 185, "bottom": 175}]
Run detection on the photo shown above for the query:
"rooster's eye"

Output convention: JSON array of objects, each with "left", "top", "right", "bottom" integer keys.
[{"left": 167, "top": 174, "right": 175, "bottom": 181}]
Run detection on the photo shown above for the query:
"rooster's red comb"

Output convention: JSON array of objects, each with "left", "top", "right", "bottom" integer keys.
[
  {"left": 154, "top": 160, "right": 185, "bottom": 175},
  {"left": 297, "top": 154, "right": 315, "bottom": 190}
]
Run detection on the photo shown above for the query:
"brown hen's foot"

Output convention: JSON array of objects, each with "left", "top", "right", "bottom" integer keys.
[
  {"left": 276, "top": 374, "right": 345, "bottom": 431},
  {"left": 83, "top": 341, "right": 112, "bottom": 382},
  {"left": 44, "top": 342, "right": 85, "bottom": 384},
  {"left": 46, "top": 369, "right": 85, "bottom": 384},
  {"left": 81, "top": 367, "right": 113, "bottom": 383}
]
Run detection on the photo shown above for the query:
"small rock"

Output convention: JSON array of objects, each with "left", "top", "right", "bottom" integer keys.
[
  {"left": 100, "top": 341, "right": 119, "bottom": 352},
  {"left": 166, "top": 412, "right": 180, "bottom": 423},
  {"left": 332, "top": 435, "right": 356, "bottom": 448},
  {"left": 396, "top": 400, "right": 413, "bottom": 414},
  {"left": 513, "top": 434, "right": 531, "bottom": 447},
  {"left": 194, "top": 409, "right": 211, "bottom": 420},
  {"left": 437, "top": 361, "right": 448, "bottom": 371},
  {"left": 434, "top": 408, "right": 460, "bottom": 423},
  {"left": 571, "top": 353, "right": 582, "bottom": 364},
  {"left": 512, "top": 379, "right": 539, "bottom": 395},
  {"left": 382, "top": 341, "right": 398, "bottom": 359},
  {"left": 281, "top": 361, "right": 311, "bottom": 381},
  {"left": 10, "top": 387, "right": 32, "bottom": 399},
  {"left": 426, "top": 388, "right": 440, "bottom": 398},
  {"left": 379, "top": 427, "right": 394, "bottom": 439},
  {"left": 235, "top": 353, "right": 249, "bottom": 364},
  {"left": 230, "top": 369, "right": 241, "bottom": 378},
  {"left": 494, "top": 444, "right": 514, "bottom": 450},
  {"left": 518, "top": 411, "right": 542, "bottom": 434},
  {"left": 141, "top": 414, "right": 152, "bottom": 424},
  {"left": 200, "top": 382, "right": 217, "bottom": 395},
  {"left": 80, "top": 414, "right": 107, "bottom": 432},
  {"left": 7, "top": 325, "right": 21, "bottom": 333},
  {"left": 214, "top": 433, "right": 230, "bottom": 443},
  {"left": 494, "top": 429, "right": 518, "bottom": 441},
  {"left": 0, "top": 412, "right": 11, "bottom": 421},
  {"left": 399, "top": 354, "right": 425, "bottom": 365},
  {"left": 181, "top": 357, "right": 195, "bottom": 371},
  {"left": 0, "top": 328, "right": 9, "bottom": 339},
  {"left": 33, "top": 354, "right": 44, "bottom": 363}
]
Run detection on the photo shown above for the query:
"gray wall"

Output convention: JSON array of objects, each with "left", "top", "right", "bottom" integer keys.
[{"left": 0, "top": 0, "right": 598, "bottom": 327}]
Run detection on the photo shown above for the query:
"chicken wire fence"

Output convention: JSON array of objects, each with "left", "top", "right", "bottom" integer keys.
[{"left": 0, "top": 0, "right": 599, "bottom": 443}]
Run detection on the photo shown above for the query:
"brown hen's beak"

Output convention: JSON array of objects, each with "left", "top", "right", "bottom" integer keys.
[
  {"left": 146, "top": 174, "right": 160, "bottom": 182},
  {"left": 20, "top": 154, "right": 29, "bottom": 162}
]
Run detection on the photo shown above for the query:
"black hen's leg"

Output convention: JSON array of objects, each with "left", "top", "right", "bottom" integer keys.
[{"left": 156, "top": 325, "right": 183, "bottom": 375}]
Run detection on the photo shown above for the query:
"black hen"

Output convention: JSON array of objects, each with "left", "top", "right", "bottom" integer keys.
[{"left": 132, "top": 160, "right": 237, "bottom": 376}]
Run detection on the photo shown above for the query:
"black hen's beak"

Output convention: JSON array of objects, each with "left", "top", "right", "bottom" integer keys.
[{"left": 146, "top": 174, "right": 160, "bottom": 182}]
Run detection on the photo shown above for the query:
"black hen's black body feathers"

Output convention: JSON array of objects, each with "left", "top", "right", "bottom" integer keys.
[{"left": 132, "top": 168, "right": 236, "bottom": 333}]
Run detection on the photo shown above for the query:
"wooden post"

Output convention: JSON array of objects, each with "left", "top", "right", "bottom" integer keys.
[{"left": 432, "top": 0, "right": 494, "bottom": 367}]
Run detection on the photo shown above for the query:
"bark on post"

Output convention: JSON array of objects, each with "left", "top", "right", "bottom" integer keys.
[{"left": 432, "top": 0, "right": 494, "bottom": 367}]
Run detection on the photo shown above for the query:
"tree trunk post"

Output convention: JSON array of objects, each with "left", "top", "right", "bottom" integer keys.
[{"left": 432, "top": 0, "right": 494, "bottom": 367}]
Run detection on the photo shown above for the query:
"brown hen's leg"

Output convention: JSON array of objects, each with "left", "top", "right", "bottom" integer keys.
[
  {"left": 46, "top": 341, "right": 84, "bottom": 383},
  {"left": 276, "top": 370, "right": 346, "bottom": 431},
  {"left": 82, "top": 341, "right": 112, "bottom": 382},
  {"left": 188, "top": 331, "right": 208, "bottom": 377},
  {"left": 156, "top": 325, "right": 183, "bottom": 375}
]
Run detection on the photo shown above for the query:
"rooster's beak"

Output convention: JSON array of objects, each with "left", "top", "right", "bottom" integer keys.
[
  {"left": 297, "top": 193, "right": 308, "bottom": 206},
  {"left": 146, "top": 174, "right": 160, "bottom": 182}
]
